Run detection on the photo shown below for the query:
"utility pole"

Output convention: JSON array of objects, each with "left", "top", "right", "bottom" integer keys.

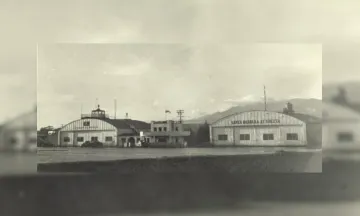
[
  {"left": 114, "top": 99, "right": 117, "bottom": 119},
  {"left": 263, "top": 85, "right": 267, "bottom": 111},
  {"left": 176, "top": 110, "right": 184, "bottom": 123}
]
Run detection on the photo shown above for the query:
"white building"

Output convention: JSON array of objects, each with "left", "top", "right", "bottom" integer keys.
[
  {"left": 57, "top": 105, "right": 150, "bottom": 147},
  {"left": 322, "top": 102, "right": 360, "bottom": 150},
  {"left": 0, "top": 107, "right": 37, "bottom": 151},
  {"left": 142, "top": 120, "right": 191, "bottom": 147},
  {"left": 209, "top": 110, "right": 307, "bottom": 146}
]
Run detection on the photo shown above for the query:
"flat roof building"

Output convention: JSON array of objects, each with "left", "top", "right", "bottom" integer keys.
[{"left": 142, "top": 120, "right": 191, "bottom": 147}]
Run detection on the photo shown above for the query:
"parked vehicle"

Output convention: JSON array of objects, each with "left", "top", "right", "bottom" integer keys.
[{"left": 81, "top": 141, "right": 104, "bottom": 148}]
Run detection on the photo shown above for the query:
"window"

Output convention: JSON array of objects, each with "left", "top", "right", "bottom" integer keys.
[
  {"left": 218, "top": 134, "right": 228, "bottom": 141},
  {"left": 83, "top": 121, "right": 90, "bottom": 126},
  {"left": 77, "top": 137, "right": 84, "bottom": 142},
  {"left": 240, "top": 134, "right": 250, "bottom": 140},
  {"left": 175, "top": 138, "right": 178, "bottom": 142},
  {"left": 63, "top": 137, "right": 70, "bottom": 142},
  {"left": 105, "top": 136, "right": 113, "bottom": 142},
  {"left": 154, "top": 127, "right": 157, "bottom": 132},
  {"left": 337, "top": 132, "right": 353, "bottom": 142},
  {"left": 163, "top": 127, "right": 167, "bottom": 132},
  {"left": 91, "top": 136, "right": 98, "bottom": 142},
  {"left": 121, "top": 138, "right": 127, "bottom": 143},
  {"left": 287, "top": 133, "right": 298, "bottom": 140},
  {"left": 263, "top": 134, "right": 274, "bottom": 140},
  {"left": 175, "top": 127, "right": 178, "bottom": 131},
  {"left": 159, "top": 127, "right": 162, "bottom": 132}
]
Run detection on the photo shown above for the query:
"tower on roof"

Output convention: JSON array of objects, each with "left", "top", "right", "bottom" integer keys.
[{"left": 81, "top": 104, "right": 109, "bottom": 119}]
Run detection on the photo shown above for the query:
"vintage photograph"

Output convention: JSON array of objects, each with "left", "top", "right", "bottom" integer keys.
[
  {"left": 37, "top": 43, "right": 322, "bottom": 173},
  {"left": 323, "top": 43, "right": 360, "bottom": 161}
]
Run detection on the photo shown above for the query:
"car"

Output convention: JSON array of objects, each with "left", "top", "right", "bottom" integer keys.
[{"left": 81, "top": 141, "right": 104, "bottom": 148}]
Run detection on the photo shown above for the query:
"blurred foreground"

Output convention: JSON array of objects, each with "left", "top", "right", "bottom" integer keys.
[{"left": 0, "top": 108, "right": 37, "bottom": 175}]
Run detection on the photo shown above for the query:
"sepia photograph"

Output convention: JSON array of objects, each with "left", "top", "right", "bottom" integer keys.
[
  {"left": 37, "top": 43, "right": 322, "bottom": 173},
  {"left": 3, "top": 0, "right": 360, "bottom": 215},
  {"left": 323, "top": 43, "right": 360, "bottom": 161}
]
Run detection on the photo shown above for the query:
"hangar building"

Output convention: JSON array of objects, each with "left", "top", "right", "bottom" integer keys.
[
  {"left": 209, "top": 110, "right": 307, "bottom": 146},
  {"left": 0, "top": 106, "right": 37, "bottom": 151},
  {"left": 322, "top": 101, "right": 360, "bottom": 149},
  {"left": 57, "top": 105, "right": 150, "bottom": 147}
]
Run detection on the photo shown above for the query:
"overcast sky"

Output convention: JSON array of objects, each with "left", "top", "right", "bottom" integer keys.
[
  {"left": 323, "top": 43, "right": 360, "bottom": 84},
  {"left": 1, "top": 0, "right": 360, "bottom": 125},
  {"left": 37, "top": 43, "right": 321, "bottom": 128}
]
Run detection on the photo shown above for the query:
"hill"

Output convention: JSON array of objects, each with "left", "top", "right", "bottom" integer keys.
[
  {"left": 185, "top": 98, "right": 322, "bottom": 124},
  {"left": 323, "top": 81, "right": 360, "bottom": 102}
]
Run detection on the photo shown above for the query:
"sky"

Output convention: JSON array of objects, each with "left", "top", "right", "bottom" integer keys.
[
  {"left": 1, "top": 0, "right": 360, "bottom": 126},
  {"left": 37, "top": 43, "right": 322, "bottom": 128},
  {"left": 323, "top": 43, "right": 360, "bottom": 84}
]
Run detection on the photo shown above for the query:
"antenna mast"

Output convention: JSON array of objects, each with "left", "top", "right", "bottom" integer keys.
[
  {"left": 176, "top": 110, "right": 184, "bottom": 123},
  {"left": 114, "top": 99, "right": 117, "bottom": 119},
  {"left": 95, "top": 98, "right": 99, "bottom": 108},
  {"left": 264, "top": 85, "right": 267, "bottom": 111}
]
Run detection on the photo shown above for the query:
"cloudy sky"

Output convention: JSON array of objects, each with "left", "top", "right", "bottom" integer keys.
[
  {"left": 37, "top": 43, "right": 321, "bottom": 128},
  {"left": 323, "top": 43, "right": 360, "bottom": 84},
  {"left": 1, "top": 0, "right": 360, "bottom": 125}
]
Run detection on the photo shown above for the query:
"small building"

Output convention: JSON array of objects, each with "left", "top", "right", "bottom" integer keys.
[
  {"left": 209, "top": 110, "right": 308, "bottom": 146},
  {"left": 322, "top": 101, "right": 360, "bottom": 149},
  {"left": 0, "top": 106, "right": 37, "bottom": 151},
  {"left": 142, "top": 120, "right": 191, "bottom": 146},
  {"left": 57, "top": 105, "right": 150, "bottom": 147}
]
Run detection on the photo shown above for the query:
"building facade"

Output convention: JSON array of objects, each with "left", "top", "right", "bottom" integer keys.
[
  {"left": 0, "top": 107, "right": 37, "bottom": 151},
  {"left": 57, "top": 105, "right": 150, "bottom": 147},
  {"left": 209, "top": 110, "right": 307, "bottom": 146},
  {"left": 322, "top": 102, "right": 360, "bottom": 150},
  {"left": 142, "top": 120, "right": 191, "bottom": 146}
]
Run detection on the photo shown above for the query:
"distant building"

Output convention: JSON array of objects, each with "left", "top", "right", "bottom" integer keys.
[
  {"left": 322, "top": 101, "right": 360, "bottom": 149},
  {"left": 209, "top": 103, "right": 309, "bottom": 146},
  {"left": 0, "top": 106, "right": 37, "bottom": 151},
  {"left": 56, "top": 105, "right": 150, "bottom": 147},
  {"left": 142, "top": 120, "right": 191, "bottom": 146}
]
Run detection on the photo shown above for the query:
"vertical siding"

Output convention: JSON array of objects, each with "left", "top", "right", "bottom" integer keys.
[
  {"left": 61, "top": 119, "right": 116, "bottom": 131},
  {"left": 211, "top": 127, "right": 234, "bottom": 145},
  {"left": 323, "top": 121, "right": 360, "bottom": 148},
  {"left": 59, "top": 131, "right": 117, "bottom": 147},
  {"left": 210, "top": 111, "right": 307, "bottom": 146},
  {"left": 58, "top": 119, "right": 118, "bottom": 147},
  {"left": 212, "top": 111, "right": 305, "bottom": 127},
  {"left": 233, "top": 127, "right": 257, "bottom": 145}
]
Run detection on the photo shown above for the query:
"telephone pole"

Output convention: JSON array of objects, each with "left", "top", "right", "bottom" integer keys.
[
  {"left": 264, "top": 85, "right": 267, "bottom": 111},
  {"left": 176, "top": 110, "right": 184, "bottom": 123}
]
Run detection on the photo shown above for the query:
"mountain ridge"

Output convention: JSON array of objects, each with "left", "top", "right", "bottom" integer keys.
[{"left": 185, "top": 98, "right": 322, "bottom": 124}]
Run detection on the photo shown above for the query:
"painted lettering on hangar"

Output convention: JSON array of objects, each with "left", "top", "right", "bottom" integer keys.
[{"left": 230, "top": 119, "right": 281, "bottom": 124}]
